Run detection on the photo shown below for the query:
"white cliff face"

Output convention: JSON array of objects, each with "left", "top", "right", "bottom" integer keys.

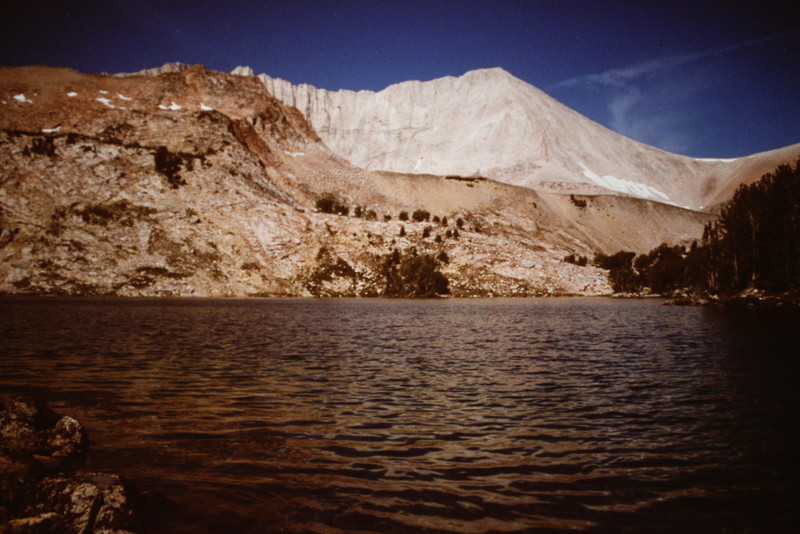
[{"left": 243, "top": 67, "right": 800, "bottom": 211}]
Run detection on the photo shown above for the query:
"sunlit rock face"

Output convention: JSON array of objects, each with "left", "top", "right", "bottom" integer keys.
[
  {"left": 4, "top": 63, "right": 787, "bottom": 297},
  {"left": 250, "top": 67, "right": 800, "bottom": 211}
]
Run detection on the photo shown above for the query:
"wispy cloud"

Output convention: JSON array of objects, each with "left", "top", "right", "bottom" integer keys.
[
  {"left": 548, "top": 32, "right": 796, "bottom": 154},
  {"left": 550, "top": 32, "right": 795, "bottom": 91},
  {"left": 607, "top": 87, "right": 693, "bottom": 154}
]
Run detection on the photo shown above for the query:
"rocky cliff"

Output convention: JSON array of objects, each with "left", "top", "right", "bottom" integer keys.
[{"left": 246, "top": 66, "right": 800, "bottom": 211}]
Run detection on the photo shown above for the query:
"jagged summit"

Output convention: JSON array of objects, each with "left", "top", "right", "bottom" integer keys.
[{"left": 235, "top": 65, "right": 800, "bottom": 211}]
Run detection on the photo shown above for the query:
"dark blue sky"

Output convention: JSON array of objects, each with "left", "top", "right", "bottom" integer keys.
[{"left": 3, "top": 0, "right": 799, "bottom": 158}]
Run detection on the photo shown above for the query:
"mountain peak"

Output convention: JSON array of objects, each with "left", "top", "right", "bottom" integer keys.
[
  {"left": 376, "top": 67, "right": 521, "bottom": 95},
  {"left": 255, "top": 67, "right": 800, "bottom": 210},
  {"left": 460, "top": 66, "right": 515, "bottom": 80}
]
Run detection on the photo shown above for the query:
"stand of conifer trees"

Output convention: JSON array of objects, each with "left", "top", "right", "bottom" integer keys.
[{"left": 594, "top": 160, "right": 800, "bottom": 295}]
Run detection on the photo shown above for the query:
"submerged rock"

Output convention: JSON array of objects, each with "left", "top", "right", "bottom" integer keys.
[
  {"left": 3, "top": 512, "right": 64, "bottom": 533},
  {"left": 0, "top": 395, "right": 140, "bottom": 533}
]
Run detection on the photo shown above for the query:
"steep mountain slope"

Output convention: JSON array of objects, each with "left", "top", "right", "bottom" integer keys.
[{"left": 246, "top": 66, "right": 800, "bottom": 211}]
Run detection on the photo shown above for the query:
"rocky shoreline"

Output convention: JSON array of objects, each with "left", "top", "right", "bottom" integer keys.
[
  {"left": 1, "top": 395, "right": 141, "bottom": 533},
  {"left": 664, "top": 288, "right": 800, "bottom": 307}
]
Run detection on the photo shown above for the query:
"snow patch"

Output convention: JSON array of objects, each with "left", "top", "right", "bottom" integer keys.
[
  {"left": 199, "top": 103, "right": 214, "bottom": 111},
  {"left": 578, "top": 162, "right": 670, "bottom": 202},
  {"left": 13, "top": 93, "right": 32, "bottom": 103},
  {"left": 285, "top": 151, "right": 305, "bottom": 157},
  {"left": 41, "top": 126, "right": 61, "bottom": 133},
  {"left": 159, "top": 102, "right": 182, "bottom": 111},
  {"left": 96, "top": 97, "right": 117, "bottom": 109},
  {"left": 67, "top": 92, "right": 78, "bottom": 97},
  {"left": 694, "top": 157, "right": 737, "bottom": 163},
  {"left": 116, "top": 93, "right": 132, "bottom": 101},
  {"left": 98, "top": 90, "right": 108, "bottom": 95}
]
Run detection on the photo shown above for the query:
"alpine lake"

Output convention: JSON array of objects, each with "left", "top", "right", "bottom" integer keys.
[{"left": 2, "top": 297, "right": 799, "bottom": 533}]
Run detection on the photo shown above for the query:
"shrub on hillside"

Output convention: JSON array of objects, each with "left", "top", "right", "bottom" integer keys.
[
  {"left": 382, "top": 249, "right": 450, "bottom": 297},
  {"left": 564, "top": 254, "right": 589, "bottom": 267},
  {"left": 154, "top": 146, "right": 185, "bottom": 188},
  {"left": 412, "top": 209, "right": 430, "bottom": 222},
  {"left": 315, "top": 194, "right": 349, "bottom": 216}
]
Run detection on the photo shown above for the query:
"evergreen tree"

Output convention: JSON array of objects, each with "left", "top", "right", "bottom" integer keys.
[{"left": 706, "top": 160, "right": 800, "bottom": 291}]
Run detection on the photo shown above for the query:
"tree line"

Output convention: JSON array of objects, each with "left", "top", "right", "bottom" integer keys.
[{"left": 593, "top": 160, "right": 800, "bottom": 295}]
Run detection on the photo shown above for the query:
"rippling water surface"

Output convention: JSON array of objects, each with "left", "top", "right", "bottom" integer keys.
[{"left": 2, "top": 297, "right": 800, "bottom": 532}]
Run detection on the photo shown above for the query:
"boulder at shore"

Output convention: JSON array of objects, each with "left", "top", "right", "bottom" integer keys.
[{"left": 1, "top": 394, "right": 141, "bottom": 533}]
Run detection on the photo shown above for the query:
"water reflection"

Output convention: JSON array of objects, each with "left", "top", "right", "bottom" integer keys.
[{"left": 1, "top": 297, "right": 799, "bottom": 532}]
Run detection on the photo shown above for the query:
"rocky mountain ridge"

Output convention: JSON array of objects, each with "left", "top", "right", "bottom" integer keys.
[{"left": 240, "top": 66, "right": 800, "bottom": 211}]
